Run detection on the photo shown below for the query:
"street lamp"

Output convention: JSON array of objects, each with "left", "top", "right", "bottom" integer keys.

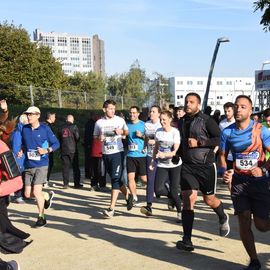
[
  {"left": 202, "top": 37, "right": 230, "bottom": 112},
  {"left": 261, "top": 60, "right": 270, "bottom": 70}
]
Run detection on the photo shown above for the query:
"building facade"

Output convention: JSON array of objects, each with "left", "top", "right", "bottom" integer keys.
[
  {"left": 33, "top": 29, "right": 105, "bottom": 76},
  {"left": 169, "top": 76, "right": 255, "bottom": 112}
]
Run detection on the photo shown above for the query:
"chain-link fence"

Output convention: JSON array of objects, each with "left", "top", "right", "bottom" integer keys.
[{"left": 0, "top": 83, "right": 150, "bottom": 110}]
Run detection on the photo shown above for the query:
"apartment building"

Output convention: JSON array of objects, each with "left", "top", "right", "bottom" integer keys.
[
  {"left": 33, "top": 29, "right": 105, "bottom": 76},
  {"left": 169, "top": 76, "right": 255, "bottom": 112}
]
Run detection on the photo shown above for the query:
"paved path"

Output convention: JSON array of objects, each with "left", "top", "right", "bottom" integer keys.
[{"left": 2, "top": 174, "right": 270, "bottom": 270}]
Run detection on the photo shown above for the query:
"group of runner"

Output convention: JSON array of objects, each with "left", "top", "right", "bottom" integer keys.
[{"left": 93, "top": 93, "right": 269, "bottom": 270}]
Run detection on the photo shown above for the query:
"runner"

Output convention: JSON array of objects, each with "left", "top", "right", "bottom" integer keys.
[
  {"left": 220, "top": 95, "right": 270, "bottom": 270},
  {"left": 93, "top": 100, "right": 129, "bottom": 218},
  {"left": 176, "top": 92, "right": 230, "bottom": 252},
  {"left": 140, "top": 105, "right": 162, "bottom": 216},
  {"left": 126, "top": 106, "right": 147, "bottom": 210},
  {"left": 21, "top": 106, "right": 59, "bottom": 227},
  {"left": 149, "top": 110, "right": 182, "bottom": 221}
]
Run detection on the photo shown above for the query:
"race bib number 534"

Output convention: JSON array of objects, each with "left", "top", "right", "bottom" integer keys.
[{"left": 235, "top": 152, "right": 259, "bottom": 170}]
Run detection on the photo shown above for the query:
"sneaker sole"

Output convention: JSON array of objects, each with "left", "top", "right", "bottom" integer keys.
[{"left": 103, "top": 212, "right": 114, "bottom": 218}]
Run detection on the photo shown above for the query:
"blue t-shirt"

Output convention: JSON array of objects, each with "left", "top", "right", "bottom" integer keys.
[
  {"left": 220, "top": 120, "right": 270, "bottom": 169},
  {"left": 22, "top": 123, "right": 60, "bottom": 169},
  {"left": 127, "top": 120, "right": 146, "bottom": 158}
]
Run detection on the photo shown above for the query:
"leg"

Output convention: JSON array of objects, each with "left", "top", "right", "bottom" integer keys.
[
  {"left": 128, "top": 172, "right": 137, "bottom": 197},
  {"left": 154, "top": 167, "right": 169, "bottom": 197},
  {"left": 169, "top": 165, "right": 182, "bottom": 213},
  {"left": 32, "top": 184, "right": 45, "bottom": 216},
  {"left": 73, "top": 151, "right": 81, "bottom": 186},
  {"left": 61, "top": 154, "right": 71, "bottom": 186},
  {"left": 238, "top": 211, "right": 258, "bottom": 260}
]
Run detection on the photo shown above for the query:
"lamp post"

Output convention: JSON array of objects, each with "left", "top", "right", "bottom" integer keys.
[{"left": 202, "top": 37, "right": 230, "bottom": 112}]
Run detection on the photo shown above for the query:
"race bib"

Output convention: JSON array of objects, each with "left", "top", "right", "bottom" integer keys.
[
  {"left": 104, "top": 142, "right": 117, "bottom": 153},
  {"left": 128, "top": 143, "right": 138, "bottom": 151},
  {"left": 235, "top": 152, "right": 259, "bottom": 170},
  {"left": 27, "top": 150, "right": 41, "bottom": 161},
  {"left": 158, "top": 147, "right": 170, "bottom": 164}
]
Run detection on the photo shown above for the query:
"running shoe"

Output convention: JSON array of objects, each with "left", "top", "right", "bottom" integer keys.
[
  {"left": 219, "top": 213, "right": 230, "bottom": 237},
  {"left": 168, "top": 198, "right": 175, "bottom": 211},
  {"left": 126, "top": 194, "right": 134, "bottom": 211},
  {"left": 34, "top": 217, "right": 47, "bottom": 228},
  {"left": 176, "top": 236, "right": 194, "bottom": 252},
  {"left": 176, "top": 212, "right": 182, "bottom": 223},
  {"left": 7, "top": 260, "right": 20, "bottom": 270},
  {"left": 140, "top": 206, "right": 152, "bottom": 216},
  {"left": 103, "top": 208, "right": 114, "bottom": 218},
  {"left": 44, "top": 191, "right": 55, "bottom": 210},
  {"left": 244, "top": 259, "right": 261, "bottom": 270}
]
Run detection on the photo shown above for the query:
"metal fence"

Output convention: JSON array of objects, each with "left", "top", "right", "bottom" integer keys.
[{"left": 0, "top": 84, "right": 149, "bottom": 110}]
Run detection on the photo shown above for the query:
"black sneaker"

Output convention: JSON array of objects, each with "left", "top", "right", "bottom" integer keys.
[
  {"left": 74, "top": 184, "right": 83, "bottom": 189},
  {"left": 126, "top": 194, "right": 134, "bottom": 211},
  {"left": 176, "top": 237, "right": 194, "bottom": 252},
  {"left": 244, "top": 259, "right": 261, "bottom": 270},
  {"left": 35, "top": 217, "right": 47, "bottom": 228},
  {"left": 44, "top": 191, "right": 54, "bottom": 209},
  {"left": 140, "top": 206, "right": 152, "bottom": 216}
]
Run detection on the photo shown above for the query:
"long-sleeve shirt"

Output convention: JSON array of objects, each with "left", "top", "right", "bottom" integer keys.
[{"left": 22, "top": 123, "right": 60, "bottom": 168}]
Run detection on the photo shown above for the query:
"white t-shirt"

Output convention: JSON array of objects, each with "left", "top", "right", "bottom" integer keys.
[
  {"left": 155, "top": 127, "right": 182, "bottom": 168},
  {"left": 145, "top": 120, "right": 162, "bottom": 157},
  {"left": 93, "top": 115, "right": 128, "bottom": 155},
  {"left": 219, "top": 118, "right": 235, "bottom": 161},
  {"left": 219, "top": 118, "right": 235, "bottom": 131}
]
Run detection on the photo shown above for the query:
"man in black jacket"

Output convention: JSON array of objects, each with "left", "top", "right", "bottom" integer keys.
[
  {"left": 176, "top": 92, "right": 230, "bottom": 252},
  {"left": 58, "top": 114, "right": 81, "bottom": 189}
]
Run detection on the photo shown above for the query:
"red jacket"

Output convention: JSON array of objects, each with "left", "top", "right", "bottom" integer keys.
[{"left": 0, "top": 140, "right": 23, "bottom": 196}]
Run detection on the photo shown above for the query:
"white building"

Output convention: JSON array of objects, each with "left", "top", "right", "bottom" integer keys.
[
  {"left": 169, "top": 76, "right": 255, "bottom": 112},
  {"left": 33, "top": 29, "right": 105, "bottom": 76}
]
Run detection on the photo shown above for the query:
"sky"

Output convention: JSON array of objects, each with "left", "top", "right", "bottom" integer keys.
[{"left": 1, "top": 0, "right": 269, "bottom": 78}]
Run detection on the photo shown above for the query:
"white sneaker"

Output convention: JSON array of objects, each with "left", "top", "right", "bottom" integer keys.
[
  {"left": 103, "top": 208, "right": 114, "bottom": 218},
  {"left": 176, "top": 212, "right": 182, "bottom": 223},
  {"left": 7, "top": 260, "right": 20, "bottom": 270}
]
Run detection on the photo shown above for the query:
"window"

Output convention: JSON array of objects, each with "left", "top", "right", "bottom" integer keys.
[
  {"left": 187, "top": 81, "right": 193, "bottom": 85},
  {"left": 217, "top": 81, "right": 223, "bottom": 85},
  {"left": 197, "top": 81, "right": 203, "bottom": 85},
  {"left": 177, "top": 81, "right": 183, "bottom": 85},
  {"left": 226, "top": 81, "right": 232, "bottom": 85}
]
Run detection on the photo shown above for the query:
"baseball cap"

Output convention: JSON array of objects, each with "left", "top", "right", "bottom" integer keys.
[{"left": 24, "top": 106, "right": 41, "bottom": 114}]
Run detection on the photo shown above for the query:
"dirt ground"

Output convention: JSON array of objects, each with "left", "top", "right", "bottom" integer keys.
[{"left": 2, "top": 174, "right": 270, "bottom": 270}]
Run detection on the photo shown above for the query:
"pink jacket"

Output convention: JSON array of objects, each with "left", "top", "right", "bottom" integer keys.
[{"left": 0, "top": 140, "right": 23, "bottom": 196}]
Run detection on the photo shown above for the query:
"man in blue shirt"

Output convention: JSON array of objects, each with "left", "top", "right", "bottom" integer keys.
[
  {"left": 21, "top": 106, "right": 60, "bottom": 227},
  {"left": 126, "top": 106, "right": 147, "bottom": 210},
  {"left": 220, "top": 95, "right": 270, "bottom": 270}
]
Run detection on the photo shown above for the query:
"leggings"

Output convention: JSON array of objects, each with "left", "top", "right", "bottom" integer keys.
[{"left": 154, "top": 165, "right": 182, "bottom": 212}]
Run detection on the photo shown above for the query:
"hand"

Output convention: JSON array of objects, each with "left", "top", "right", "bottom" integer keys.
[
  {"left": 188, "top": 138, "right": 198, "bottom": 148},
  {"left": 149, "top": 160, "right": 155, "bottom": 171},
  {"left": 17, "top": 150, "right": 23, "bottom": 158},
  {"left": 223, "top": 169, "right": 234, "bottom": 184},
  {"left": 99, "top": 134, "right": 105, "bottom": 142},
  {"left": 0, "top": 99, "right": 7, "bottom": 112},
  {"left": 250, "top": 167, "right": 263, "bottom": 178},
  {"left": 156, "top": 151, "right": 166, "bottom": 159},
  {"left": 37, "top": 147, "right": 47, "bottom": 155},
  {"left": 136, "top": 130, "right": 143, "bottom": 138},
  {"left": 114, "top": 128, "right": 123, "bottom": 135}
]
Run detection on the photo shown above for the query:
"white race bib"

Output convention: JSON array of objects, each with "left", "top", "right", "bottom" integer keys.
[
  {"left": 128, "top": 143, "right": 138, "bottom": 151},
  {"left": 27, "top": 150, "right": 41, "bottom": 161},
  {"left": 104, "top": 142, "right": 117, "bottom": 153},
  {"left": 235, "top": 152, "right": 259, "bottom": 170}
]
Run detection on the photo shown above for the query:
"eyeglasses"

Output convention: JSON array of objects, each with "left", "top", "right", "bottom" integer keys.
[{"left": 26, "top": 113, "right": 40, "bottom": 116}]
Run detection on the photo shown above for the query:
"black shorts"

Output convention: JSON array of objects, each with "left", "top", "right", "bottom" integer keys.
[
  {"left": 127, "top": 156, "right": 146, "bottom": 176},
  {"left": 181, "top": 163, "right": 217, "bottom": 195},
  {"left": 231, "top": 174, "right": 270, "bottom": 220}
]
